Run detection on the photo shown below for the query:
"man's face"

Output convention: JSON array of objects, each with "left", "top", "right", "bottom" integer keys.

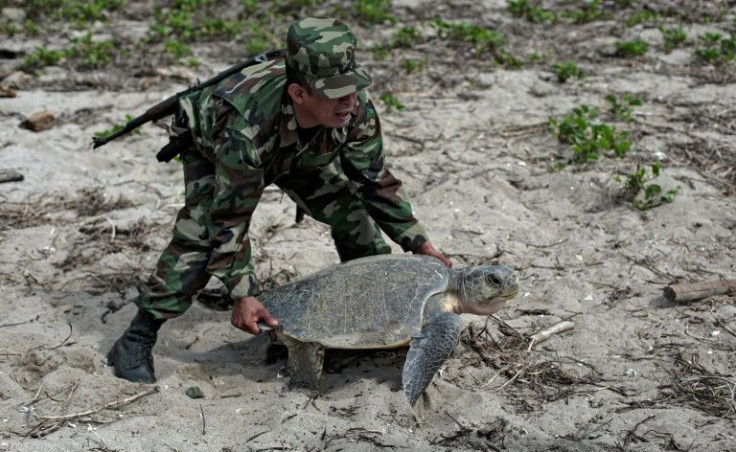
[{"left": 290, "top": 84, "right": 358, "bottom": 129}]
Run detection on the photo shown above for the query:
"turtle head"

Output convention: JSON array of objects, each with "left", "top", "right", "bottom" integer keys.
[{"left": 453, "top": 265, "right": 519, "bottom": 315}]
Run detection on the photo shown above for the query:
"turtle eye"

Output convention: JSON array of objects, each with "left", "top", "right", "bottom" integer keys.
[{"left": 486, "top": 274, "right": 503, "bottom": 286}]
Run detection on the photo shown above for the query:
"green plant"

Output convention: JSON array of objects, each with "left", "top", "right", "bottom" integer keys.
[
  {"left": 659, "top": 25, "right": 687, "bottom": 52},
  {"left": 625, "top": 9, "right": 658, "bottom": 27},
  {"left": 507, "top": 0, "right": 556, "bottom": 23},
  {"left": 244, "top": 34, "right": 270, "bottom": 55},
  {"left": 354, "top": 0, "right": 396, "bottom": 25},
  {"left": 552, "top": 61, "right": 584, "bottom": 82},
  {"left": 394, "top": 26, "right": 422, "bottom": 48},
  {"left": 549, "top": 105, "right": 632, "bottom": 163},
  {"left": 370, "top": 45, "right": 390, "bottom": 60},
  {"left": 694, "top": 31, "right": 735, "bottom": 65},
  {"left": 614, "top": 38, "right": 649, "bottom": 57},
  {"left": 562, "top": 0, "right": 611, "bottom": 24},
  {"left": 2, "top": 22, "right": 18, "bottom": 37},
  {"left": 242, "top": 0, "right": 258, "bottom": 14},
  {"left": 528, "top": 51, "right": 543, "bottom": 62},
  {"left": 433, "top": 18, "right": 505, "bottom": 52},
  {"left": 401, "top": 59, "right": 424, "bottom": 74},
  {"left": 164, "top": 39, "right": 193, "bottom": 61},
  {"left": 497, "top": 50, "right": 524, "bottom": 68},
  {"left": 244, "top": 23, "right": 278, "bottom": 55},
  {"left": 23, "top": 19, "right": 40, "bottom": 36},
  {"left": 21, "top": 0, "right": 123, "bottom": 28},
  {"left": 68, "top": 32, "right": 116, "bottom": 68},
  {"left": 23, "top": 46, "right": 64, "bottom": 70},
  {"left": 94, "top": 115, "right": 142, "bottom": 139},
  {"left": 614, "top": 0, "right": 639, "bottom": 7},
  {"left": 145, "top": 0, "right": 246, "bottom": 48},
  {"left": 605, "top": 93, "right": 642, "bottom": 123},
  {"left": 380, "top": 93, "right": 405, "bottom": 113},
  {"left": 615, "top": 163, "right": 678, "bottom": 210},
  {"left": 433, "top": 18, "right": 518, "bottom": 66}
]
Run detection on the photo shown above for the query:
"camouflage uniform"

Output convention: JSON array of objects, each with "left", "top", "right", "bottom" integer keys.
[{"left": 137, "top": 18, "right": 429, "bottom": 319}]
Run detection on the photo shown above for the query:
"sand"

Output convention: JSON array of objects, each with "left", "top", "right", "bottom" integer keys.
[{"left": 1, "top": 1, "right": 735, "bottom": 451}]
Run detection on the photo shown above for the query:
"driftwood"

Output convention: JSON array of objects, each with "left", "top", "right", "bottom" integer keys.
[
  {"left": 34, "top": 385, "right": 159, "bottom": 422},
  {"left": 0, "top": 85, "right": 16, "bottom": 98},
  {"left": 20, "top": 109, "right": 55, "bottom": 131},
  {"left": 0, "top": 169, "right": 24, "bottom": 183},
  {"left": 663, "top": 280, "right": 736, "bottom": 303},
  {"left": 527, "top": 320, "right": 575, "bottom": 351}
]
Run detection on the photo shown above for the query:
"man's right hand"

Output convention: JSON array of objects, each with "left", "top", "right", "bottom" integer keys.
[{"left": 231, "top": 296, "right": 279, "bottom": 335}]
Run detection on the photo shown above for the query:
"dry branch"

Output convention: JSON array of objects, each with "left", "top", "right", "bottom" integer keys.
[
  {"left": 0, "top": 169, "right": 24, "bottom": 183},
  {"left": 528, "top": 321, "right": 575, "bottom": 351},
  {"left": 34, "top": 386, "right": 159, "bottom": 422},
  {"left": 663, "top": 280, "right": 736, "bottom": 303}
]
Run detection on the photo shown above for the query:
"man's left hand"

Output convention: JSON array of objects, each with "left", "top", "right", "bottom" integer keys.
[{"left": 412, "top": 241, "right": 452, "bottom": 268}]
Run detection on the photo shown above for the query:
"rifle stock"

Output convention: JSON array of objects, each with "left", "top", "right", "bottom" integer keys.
[{"left": 92, "top": 48, "right": 286, "bottom": 150}]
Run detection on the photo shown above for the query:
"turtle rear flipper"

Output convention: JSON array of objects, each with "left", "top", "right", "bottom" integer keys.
[
  {"left": 402, "top": 311, "right": 463, "bottom": 407},
  {"left": 278, "top": 331, "right": 325, "bottom": 392}
]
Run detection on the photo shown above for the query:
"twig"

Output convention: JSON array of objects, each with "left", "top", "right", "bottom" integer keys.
[
  {"left": 103, "top": 216, "right": 116, "bottom": 242},
  {"left": 200, "top": 404, "right": 206, "bottom": 435},
  {"left": 29, "top": 385, "right": 44, "bottom": 405},
  {"left": 483, "top": 364, "right": 513, "bottom": 388},
  {"left": 246, "top": 430, "right": 269, "bottom": 442},
  {"left": 49, "top": 323, "right": 73, "bottom": 350},
  {"left": 0, "top": 169, "right": 24, "bottom": 183},
  {"left": 28, "top": 422, "right": 62, "bottom": 438},
  {"left": 527, "top": 238, "right": 569, "bottom": 249},
  {"left": 623, "top": 415, "right": 655, "bottom": 449},
  {"left": 494, "top": 362, "right": 531, "bottom": 391},
  {"left": 34, "top": 386, "right": 159, "bottom": 422},
  {"left": 444, "top": 411, "right": 467, "bottom": 431},
  {"left": 45, "top": 382, "right": 78, "bottom": 403},
  {"left": 527, "top": 321, "right": 575, "bottom": 351},
  {"left": 65, "top": 382, "right": 79, "bottom": 402},
  {"left": 617, "top": 251, "right": 676, "bottom": 280},
  {"left": 575, "top": 417, "right": 613, "bottom": 441},
  {"left": 0, "top": 317, "right": 38, "bottom": 328},
  {"left": 712, "top": 314, "right": 736, "bottom": 339}
]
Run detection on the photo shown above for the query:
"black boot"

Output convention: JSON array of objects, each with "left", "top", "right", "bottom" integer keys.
[{"left": 107, "top": 310, "right": 165, "bottom": 383}]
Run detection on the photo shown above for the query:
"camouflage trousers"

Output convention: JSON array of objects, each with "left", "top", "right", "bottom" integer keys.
[{"left": 135, "top": 145, "right": 391, "bottom": 319}]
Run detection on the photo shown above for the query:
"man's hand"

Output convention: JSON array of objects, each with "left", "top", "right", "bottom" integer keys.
[
  {"left": 231, "top": 296, "right": 279, "bottom": 335},
  {"left": 412, "top": 241, "right": 452, "bottom": 268}
]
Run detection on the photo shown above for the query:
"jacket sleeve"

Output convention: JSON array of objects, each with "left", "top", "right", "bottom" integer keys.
[
  {"left": 339, "top": 93, "right": 429, "bottom": 251},
  {"left": 205, "top": 123, "right": 265, "bottom": 300}
]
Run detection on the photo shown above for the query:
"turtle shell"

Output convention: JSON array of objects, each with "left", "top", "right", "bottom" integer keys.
[{"left": 259, "top": 255, "right": 450, "bottom": 349}]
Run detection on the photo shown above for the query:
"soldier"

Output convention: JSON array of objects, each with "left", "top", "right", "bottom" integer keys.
[{"left": 107, "top": 17, "right": 452, "bottom": 383}]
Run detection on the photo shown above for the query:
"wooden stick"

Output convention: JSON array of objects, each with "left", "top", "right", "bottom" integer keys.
[
  {"left": 0, "top": 169, "right": 24, "bottom": 184},
  {"left": 663, "top": 280, "right": 736, "bottom": 303},
  {"left": 527, "top": 321, "right": 575, "bottom": 351},
  {"left": 35, "top": 386, "right": 159, "bottom": 422}
]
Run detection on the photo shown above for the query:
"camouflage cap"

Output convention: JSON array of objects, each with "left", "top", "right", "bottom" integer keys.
[{"left": 286, "top": 17, "right": 371, "bottom": 99}]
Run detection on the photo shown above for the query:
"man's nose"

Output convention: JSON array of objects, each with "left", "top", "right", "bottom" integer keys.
[{"left": 338, "top": 92, "right": 357, "bottom": 105}]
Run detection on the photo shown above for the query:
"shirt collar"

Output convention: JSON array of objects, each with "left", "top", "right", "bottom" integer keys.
[{"left": 279, "top": 92, "right": 299, "bottom": 149}]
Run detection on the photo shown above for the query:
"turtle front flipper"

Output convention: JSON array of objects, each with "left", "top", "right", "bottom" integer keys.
[
  {"left": 277, "top": 332, "right": 325, "bottom": 391},
  {"left": 402, "top": 311, "right": 463, "bottom": 407}
]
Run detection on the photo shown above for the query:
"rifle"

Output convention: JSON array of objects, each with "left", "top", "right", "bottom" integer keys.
[{"left": 91, "top": 48, "right": 286, "bottom": 159}]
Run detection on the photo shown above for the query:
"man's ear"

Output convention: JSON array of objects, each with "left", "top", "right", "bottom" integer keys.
[{"left": 287, "top": 83, "right": 305, "bottom": 104}]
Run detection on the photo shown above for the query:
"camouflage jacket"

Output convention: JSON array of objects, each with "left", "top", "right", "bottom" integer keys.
[{"left": 178, "top": 57, "right": 428, "bottom": 300}]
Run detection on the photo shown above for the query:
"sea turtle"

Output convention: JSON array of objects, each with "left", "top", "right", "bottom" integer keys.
[{"left": 258, "top": 254, "right": 519, "bottom": 407}]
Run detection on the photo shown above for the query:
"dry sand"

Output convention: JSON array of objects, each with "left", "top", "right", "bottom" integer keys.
[{"left": 1, "top": 1, "right": 736, "bottom": 451}]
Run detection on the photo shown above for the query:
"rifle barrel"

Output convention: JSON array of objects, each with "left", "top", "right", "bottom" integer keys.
[{"left": 91, "top": 48, "right": 286, "bottom": 150}]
